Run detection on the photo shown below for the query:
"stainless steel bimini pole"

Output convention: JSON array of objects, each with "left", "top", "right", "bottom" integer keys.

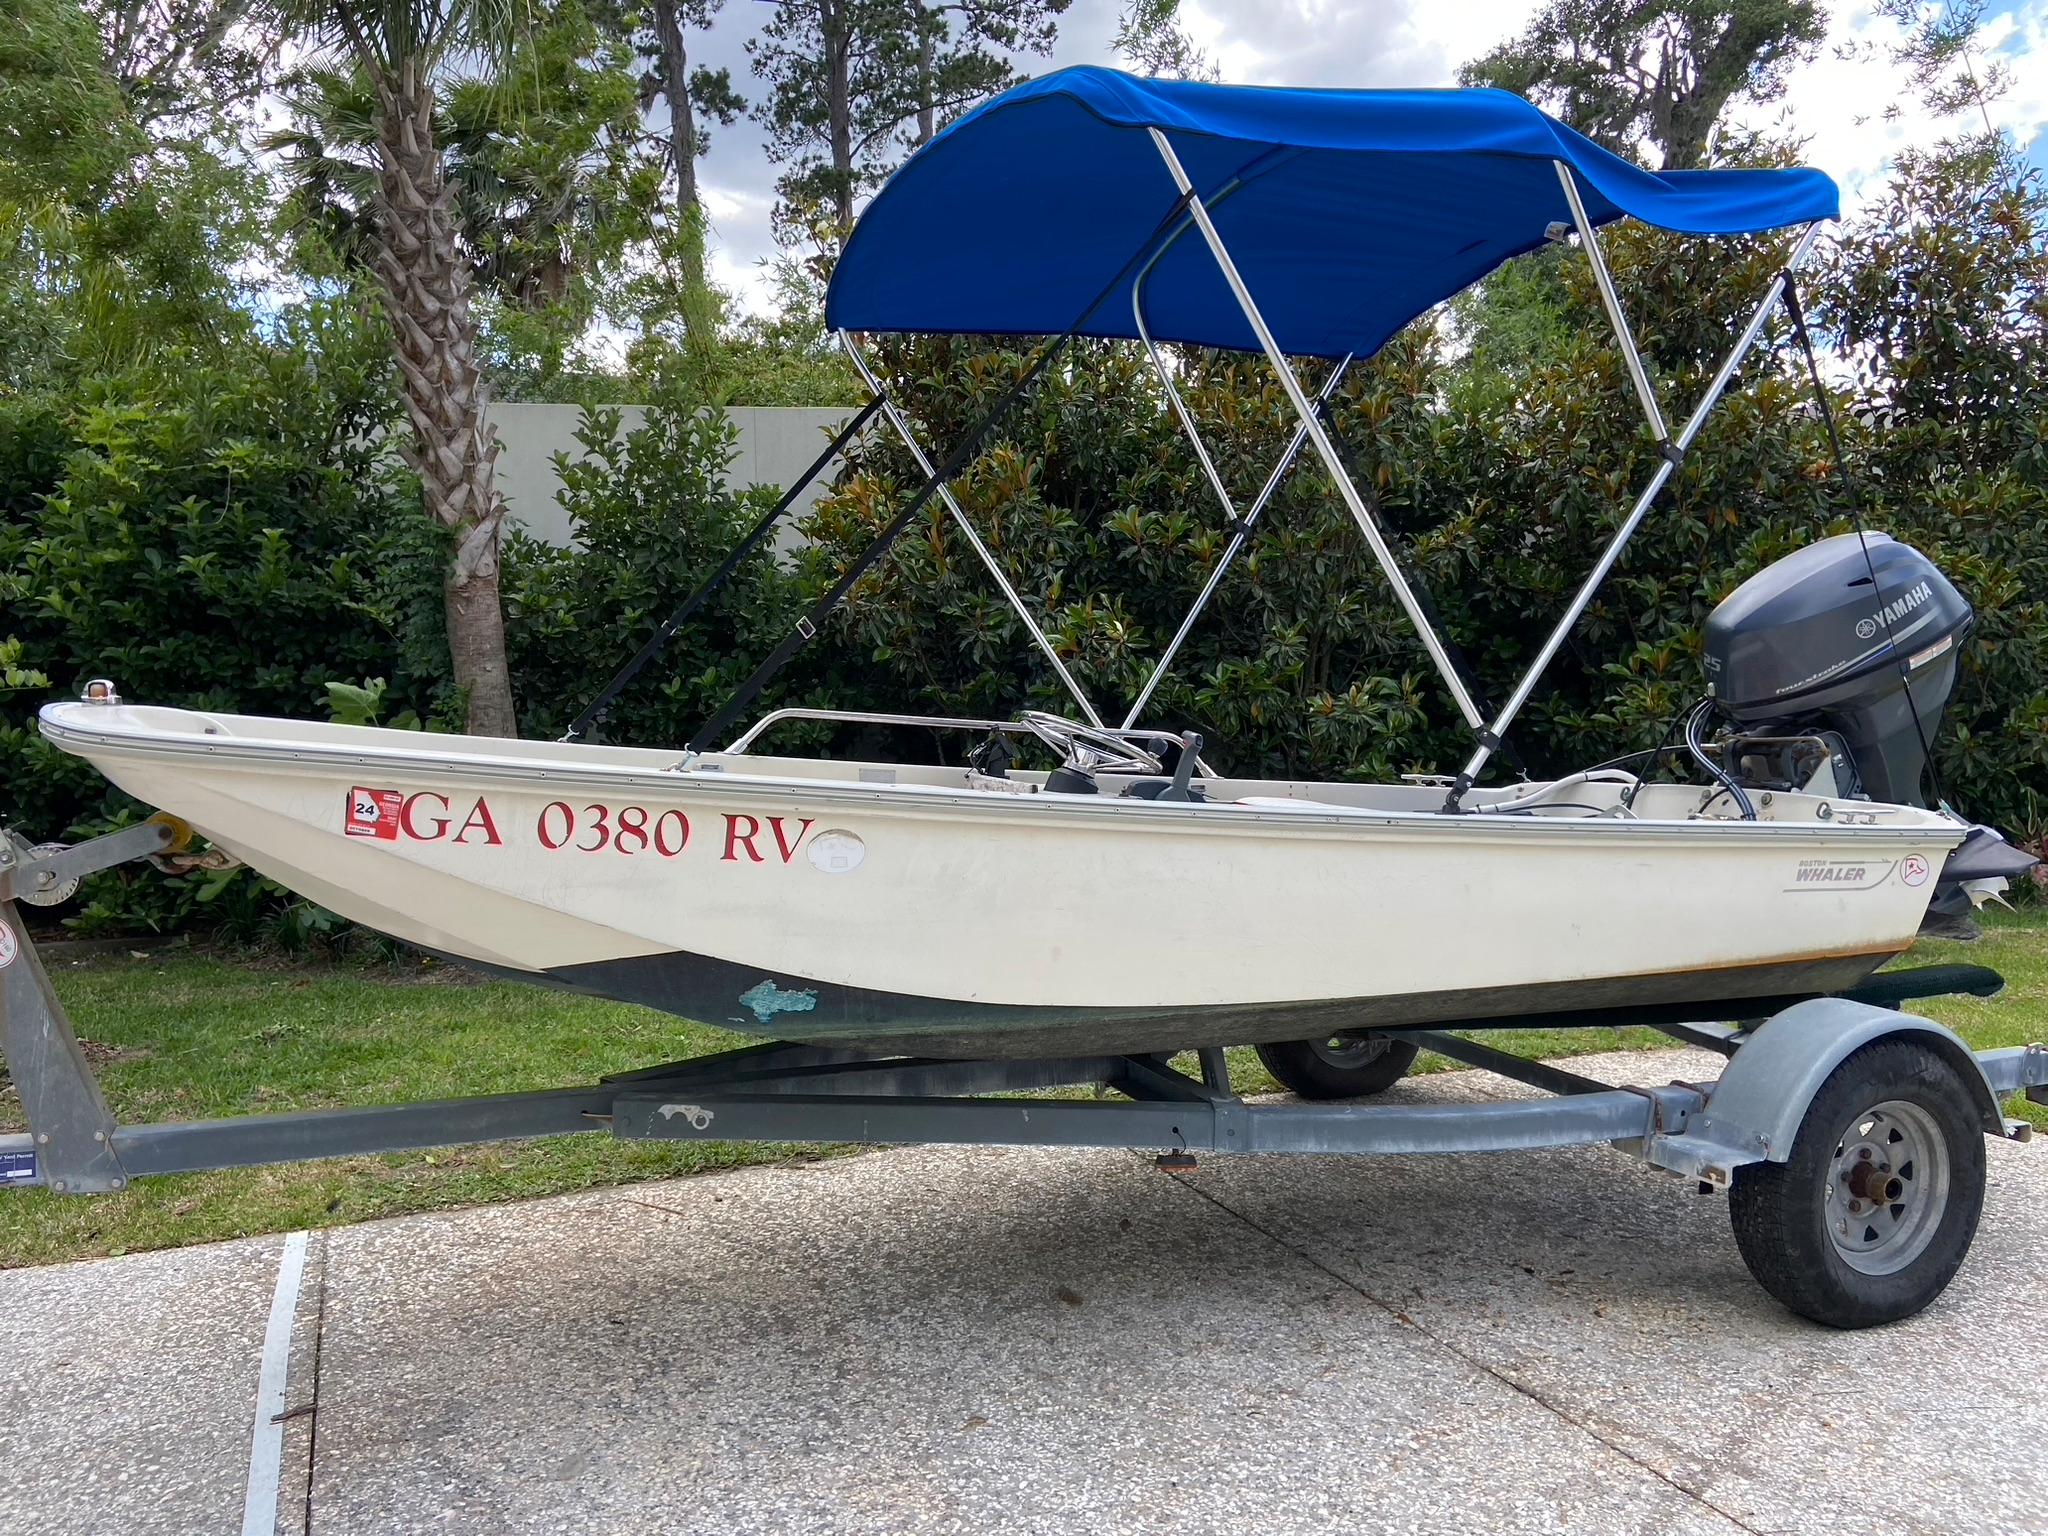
[
  {"left": 1132, "top": 275, "right": 1243, "bottom": 540},
  {"left": 1147, "top": 127, "right": 1486, "bottom": 732},
  {"left": 1122, "top": 190, "right": 1354, "bottom": 726},
  {"left": 1122, "top": 355, "right": 1352, "bottom": 728},
  {"left": 1555, "top": 161, "right": 1669, "bottom": 442},
  {"left": 1441, "top": 214, "right": 1828, "bottom": 808},
  {"left": 840, "top": 332, "right": 1108, "bottom": 728}
]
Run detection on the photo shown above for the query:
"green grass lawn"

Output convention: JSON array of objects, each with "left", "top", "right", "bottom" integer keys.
[{"left": 4, "top": 909, "right": 2044, "bottom": 1268}]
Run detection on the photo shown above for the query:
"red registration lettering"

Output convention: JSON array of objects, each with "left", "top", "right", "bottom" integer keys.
[
  {"left": 768, "top": 817, "right": 814, "bottom": 863},
  {"left": 615, "top": 806, "right": 650, "bottom": 855},
  {"left": 534, "top": 803, "right": 698, "bottom": 859},
  {"left": 722, "top": 814, "right": 763, "bottom": 862},
  {"left": 654, "top": 810, "right": 689, "bottom": 857},
  {"left": 400, "top": 792, "right": 450, "bottom": 840},
  {"left": 452, "top": 797, "right": 503, "bottom": 846},
  {"left": 537, "top": 802, "right": 574, "bottom": 849}
]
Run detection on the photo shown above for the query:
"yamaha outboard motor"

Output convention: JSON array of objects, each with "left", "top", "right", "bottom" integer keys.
[
  {"left": 1703, "top": 531, "right": 2035, "bottom": 935},
  {"left": 1704, "top": 532, "right": 1970, "bottom": 806}
]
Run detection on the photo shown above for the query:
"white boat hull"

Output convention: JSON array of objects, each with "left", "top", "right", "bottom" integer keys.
[{"left": 37, "top": 705, "right": 1965, "bottom": 1056}]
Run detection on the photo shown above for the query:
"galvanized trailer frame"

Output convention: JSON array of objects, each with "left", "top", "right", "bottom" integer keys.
[
  {"left": 9, "top": 822, "right": 2048, "bottom": 1325},
  {"left": 5, "top": 824, "right": 2043, "bottom": 1199}
]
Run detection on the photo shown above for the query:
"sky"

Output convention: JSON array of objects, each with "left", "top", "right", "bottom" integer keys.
[{"left": 680, "top": 0, "right": 2048, "bottom": 316}]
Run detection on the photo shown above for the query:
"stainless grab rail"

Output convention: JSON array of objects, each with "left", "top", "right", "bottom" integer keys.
[{"left": 718, "top": 708, "right": 1190, "bottom": 758}]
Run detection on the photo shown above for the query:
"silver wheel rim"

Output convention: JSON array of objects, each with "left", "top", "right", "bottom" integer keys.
[
  {"left": 1825, "top": 1098, "right": 1950, "bottom": 1276},
  {"left": 1308, "top": 1034, "right": 1392, "bottom": 1069}
]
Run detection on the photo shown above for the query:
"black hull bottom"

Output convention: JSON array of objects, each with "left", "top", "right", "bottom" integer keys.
[{"left": 535, "top": 945, "right": 1903, "bottom": 1059}]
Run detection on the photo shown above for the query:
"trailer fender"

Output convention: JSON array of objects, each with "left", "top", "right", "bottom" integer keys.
[{"left": 1690, "top": 998, "right": 2003, "bottom": 1169}]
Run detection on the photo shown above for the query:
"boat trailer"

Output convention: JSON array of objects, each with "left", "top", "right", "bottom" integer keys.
[{"left": 5, "top": 822, "right": 2046, "bottom": 1328}]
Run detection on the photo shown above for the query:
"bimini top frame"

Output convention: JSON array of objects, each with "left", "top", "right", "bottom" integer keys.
[
  {"left": 804, "top": 69, "right": 1840, "bottom": 798},
  {"left": 581, "top": 68, "right": 1839, "bottom": 778}
]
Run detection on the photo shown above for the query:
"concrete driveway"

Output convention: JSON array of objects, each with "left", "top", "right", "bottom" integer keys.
[{"left": 4, "top": 1046, "right": 2045, "bottom": 1536}]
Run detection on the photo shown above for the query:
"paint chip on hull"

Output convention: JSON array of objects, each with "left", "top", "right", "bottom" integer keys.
[{"left": 739, "top": 979, "right": 820, "bottom": 1024}]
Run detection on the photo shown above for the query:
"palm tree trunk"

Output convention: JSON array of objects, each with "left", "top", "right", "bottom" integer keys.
[{"left": 370, "top": 59, "right": 519, "bottom": 736}]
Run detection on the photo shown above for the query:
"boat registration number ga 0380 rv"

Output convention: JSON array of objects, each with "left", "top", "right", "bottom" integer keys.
[{"left": 342, "top": 786, "right": 817, "bottom": 865}]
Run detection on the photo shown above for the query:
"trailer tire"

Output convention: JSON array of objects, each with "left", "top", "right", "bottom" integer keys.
[
  {"left": 1255, "top": 1034, "right": 1419, "bottom": 1099},
  {"left": 1728, "top": 1039, "right": 1986, "bottom": 1329}
]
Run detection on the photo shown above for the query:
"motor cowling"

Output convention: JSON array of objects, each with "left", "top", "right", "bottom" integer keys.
[{"left": 1703, "top": 532, "right": 1972, "bottom": 807}]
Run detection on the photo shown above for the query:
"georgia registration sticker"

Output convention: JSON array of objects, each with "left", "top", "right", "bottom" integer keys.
[
  {"left": 344, "top": 786, "right": 404, "bottom": 840},
  {"left": 1902, "top": 854, "right": 1931, "bottom": 887}
]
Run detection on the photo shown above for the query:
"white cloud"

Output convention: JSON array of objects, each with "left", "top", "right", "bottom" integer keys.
[
  {"left": 1738, "top": 2, "right": 2048, "bottom": 211},
  {"left": 698, "top": 178, "right": 779, "bottom": 314},
  {"left": 1168, "top": 0, "right": 1544, "bottom": 86}
]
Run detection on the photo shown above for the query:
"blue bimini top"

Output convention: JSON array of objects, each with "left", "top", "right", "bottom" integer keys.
[{"left": 824, "top": 66, "right": 1838, "bottom": 361}]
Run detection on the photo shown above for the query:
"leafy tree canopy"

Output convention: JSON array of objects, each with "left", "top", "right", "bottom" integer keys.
[
  {"left": 0, "top": 0, "right": 268, "bottom": 388},
  {"left": 749, "top": 0, "right": 1069, "bottom": 243},
  {"left": 1461, "top": 0, "right": 1827, "bottom": 168}
]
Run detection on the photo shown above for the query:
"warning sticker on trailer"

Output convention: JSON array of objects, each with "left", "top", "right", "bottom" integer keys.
[
  {"left": 0, "top": 923, "right": 16, "bottom": 969},
  {"left": 344, "top": 786, "right": 403, "bottom": 840}
]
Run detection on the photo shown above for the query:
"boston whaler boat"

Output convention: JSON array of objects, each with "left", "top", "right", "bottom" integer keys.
[
  {"left": 33, "top": 69, "right": 2033, "bottom": 1070},
  {"left": 16, "top": 68, "right": 2048, "bottom": 1330}
]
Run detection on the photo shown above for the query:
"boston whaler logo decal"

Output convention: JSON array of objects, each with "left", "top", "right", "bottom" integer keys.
[{"left": 1785, "top": 858, "right": 1897, "bottom": 892}]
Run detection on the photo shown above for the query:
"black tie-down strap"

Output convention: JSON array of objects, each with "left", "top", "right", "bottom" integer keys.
[
  {"left": 684, "top": 190, "right": 1200, "bottom": 757},
  {"left": 563, "top": 396, "right": 887, "bottom": 743},
  {"left": 683, "top": 334, "right": 1081, "bottom": 754},
  {"left": 1777, "top": 267, "right": 1947, "bottom": 810}
]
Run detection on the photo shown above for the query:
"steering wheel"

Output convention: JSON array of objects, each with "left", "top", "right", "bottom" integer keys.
[{"left": 1018, "top": 711, "right": 1166, "bottom": 777}]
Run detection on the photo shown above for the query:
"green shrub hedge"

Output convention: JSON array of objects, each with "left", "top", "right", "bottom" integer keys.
[{"left": 3, "top": 139, "right": 2041, "bottom": 939}]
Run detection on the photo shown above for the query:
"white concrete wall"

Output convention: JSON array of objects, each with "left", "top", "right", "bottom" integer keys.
[{"left": 491, "top": 403, "right": 857, "bottom": 547}]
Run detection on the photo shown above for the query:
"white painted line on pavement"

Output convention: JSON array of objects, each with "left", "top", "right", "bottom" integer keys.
[{"left": 241, "top": 1230, "right": 310, "bottom": 1536}]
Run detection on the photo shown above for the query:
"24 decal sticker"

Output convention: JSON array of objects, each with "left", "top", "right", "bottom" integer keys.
[{"left": 344, "top": 786, "right": 403, "bottom": 840}]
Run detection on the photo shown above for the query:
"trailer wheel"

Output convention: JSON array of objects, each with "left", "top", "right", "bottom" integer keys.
[
  {"left": 1728, "top": 1039, "right": 1986, "bottom": 1329},
  {"left": 1255, "top": 1033, "right": 1420, "bottom": 1099}
]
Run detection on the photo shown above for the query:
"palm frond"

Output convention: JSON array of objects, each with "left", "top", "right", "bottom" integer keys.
[{"left": 270, "top": 0, "right": 540, "bottom": 77}]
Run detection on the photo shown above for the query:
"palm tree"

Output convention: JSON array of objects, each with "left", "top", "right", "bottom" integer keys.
[
  {"left": 274, "top": 0, "right": 529, "bottom": 735},
  {"left": 270, "top": 40, "right": 656, "bottom": 324}
]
